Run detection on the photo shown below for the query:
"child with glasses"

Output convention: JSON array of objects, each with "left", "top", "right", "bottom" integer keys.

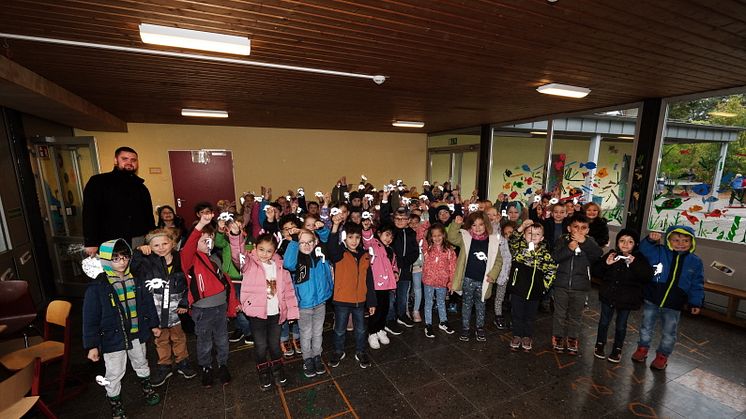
[
  {"left": 82, "top": 239, "right": 161, "bottom": 418},
  {"left": 282, "top": 227, "right": 334, "bottom": 378}
]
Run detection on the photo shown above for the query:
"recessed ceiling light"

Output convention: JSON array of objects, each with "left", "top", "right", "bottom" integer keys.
[
  {"left": 181, "top": 109, "right": 229, "bottom": 118},
  {"left": 618, "top": 136, "right": 635, "bottom": 140},
  {"left": 392, "top": 120, "right": 425, "bottom": 128},
  {"left": 536, "top": 83, "right": 591, "bottom": 98},
  {"left": 140, "top": 23, "right": 251, "bottom": 56},
  {"left": 709, "top": 111, "right": 737, "bottom": 117},
  {"left": 530, "top": 131, "right": 547, "bottom": 135}
]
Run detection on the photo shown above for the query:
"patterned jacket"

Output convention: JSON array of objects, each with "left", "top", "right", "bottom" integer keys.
[{"left": 508, "top": 231, "right": 557, "bottom": 299}]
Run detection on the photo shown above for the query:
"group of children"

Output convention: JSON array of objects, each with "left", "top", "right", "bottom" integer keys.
[{"left": 82, "top": 178, "right": 705, "bottom": 419}]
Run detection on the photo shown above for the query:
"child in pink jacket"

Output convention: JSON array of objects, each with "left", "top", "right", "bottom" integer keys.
[
  {"left": 230, "top": 231, "right": 299, "bottom": 391},
  {"left": 366, "top": 223, "right": 399, "bottom": 350},
  {"left": 421, "top": 223, "right": 457, "bottom": 338}
]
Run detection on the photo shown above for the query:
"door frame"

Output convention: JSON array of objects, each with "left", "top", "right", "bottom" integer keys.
[{"left": 427, "top": 144, "right": 479, "bottom": 187}]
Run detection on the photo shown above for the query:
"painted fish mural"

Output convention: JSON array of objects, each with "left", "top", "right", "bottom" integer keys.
[
  {"left": 681, "top": 210, "right": 699, "bottom": 225},
  {"left": 579, "top": 161, "right": 597, "bottom": 170},
  {"left": 655, "top": 198, "right": 683, "bottom": 213},
  {"left": 691, "top": 183, "right": 711, "bottom": 196}
]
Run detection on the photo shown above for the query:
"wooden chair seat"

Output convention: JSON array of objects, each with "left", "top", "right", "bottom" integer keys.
[
  {"left": 0, "top": 396, "right": 39, "bottom": 418},
  {"left": 1, "top": 341, "right": 65, "bottom": 371}
]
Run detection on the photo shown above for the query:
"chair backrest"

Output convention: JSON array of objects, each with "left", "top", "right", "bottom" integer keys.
[
  {"left": 0, "top": 280, "right": 35, "bottom": 314},
  {"left": 0, "top": 358, "right": 35, "bottom": 413},
  {"left": 46, "top": 301, "right": 72, "bottom": 328}
]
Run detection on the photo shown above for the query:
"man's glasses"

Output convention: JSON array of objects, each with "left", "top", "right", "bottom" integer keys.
[{"left": 111, "top": 255, "right": 131, "bottom": 263}]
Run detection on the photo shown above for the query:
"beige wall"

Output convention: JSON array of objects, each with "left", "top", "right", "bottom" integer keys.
[{"left": 76, "top": 123, "right": 427, "bottom": 209}]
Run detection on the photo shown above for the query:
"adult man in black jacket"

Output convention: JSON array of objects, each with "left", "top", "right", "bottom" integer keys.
[{"left": 83, "top": 147, "right": 155, "bottom": 256}]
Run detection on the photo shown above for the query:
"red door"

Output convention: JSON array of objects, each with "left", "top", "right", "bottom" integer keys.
[{"left": 168, "top": 150, "right": 236, "bottom": 226}]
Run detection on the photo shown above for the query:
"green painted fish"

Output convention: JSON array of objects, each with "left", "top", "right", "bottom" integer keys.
[{"left": 655, "top": 198, "right": 683, "bottom": 213}]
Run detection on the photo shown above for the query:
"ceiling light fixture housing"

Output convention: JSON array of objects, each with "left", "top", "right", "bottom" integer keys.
[
  {"left": 709, "top": 111, "right": 737, "bottom": 117},
  {"left": 392, "top": 120, "right": 425, "bottom": 128},
  {"left": 181, "top": 109, "right": 229, "bottom": 118},
  {"left": 140, "top": 23, "right": 251, "bottom": 55},
  {"left": 536, "top": 83, "right": 591, "bottom": 98}
]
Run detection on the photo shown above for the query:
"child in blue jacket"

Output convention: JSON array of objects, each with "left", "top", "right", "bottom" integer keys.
[
  {"left": 283, "top": 227, "right": 334, "bottom": 378},
  {"left": 82, "top": 239, "right": 161, "bottom": 419},
  {"left": 632, "top": 225, "right": 704, "bottom": 370}
]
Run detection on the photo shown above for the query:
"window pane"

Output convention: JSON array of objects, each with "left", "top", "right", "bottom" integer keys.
[
  {"left": 649, "top": 94, "right": 746, "bottom": 244},
  {"left": 490, "top": 125, "right": 547, "bottom": 205}
]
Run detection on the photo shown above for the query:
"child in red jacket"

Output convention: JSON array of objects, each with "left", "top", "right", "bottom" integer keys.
[{"left": 181, "top": 207, "right": 240, "bottom": 388}]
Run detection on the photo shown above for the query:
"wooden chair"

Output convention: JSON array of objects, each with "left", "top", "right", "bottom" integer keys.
[
  {"left": 0, "top": 301, "right": 77, "bottom": 404},
  {"left": 0, "top": 358, "right": 56, "bottom": 418}
]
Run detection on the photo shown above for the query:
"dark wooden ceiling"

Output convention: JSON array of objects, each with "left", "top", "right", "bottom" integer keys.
[{"left": 1, "top": 0, "right": 746, "bottom": 133}]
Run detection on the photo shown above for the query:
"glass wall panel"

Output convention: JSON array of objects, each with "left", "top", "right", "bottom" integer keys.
[
  {"left": 649, "top": 94, "right": 746, "bottom": 244},
  {"left": 489, "top": 126, "right": 547, "bottom": 204}
]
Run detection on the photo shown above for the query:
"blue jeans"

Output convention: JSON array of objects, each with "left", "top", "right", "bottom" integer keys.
[
  {"left": 412, "top": 271, "right": 423, "bottom": 313},
  {"left": 637, "top": 300, "right": 681, "bottom": 356},
  {"left": 387, "top": 280, "right": 412, "bottom": 321},
  {"left": 333, "top": 305, "right": 366, "bottom": 354},
  {"left": 281, "top": 320, "right": 300, "bottom": 342},
  {"left": 423, "top": 285, "right": 447, "bottom": 326},
  {"left": 596, "top": 302, "right": 631, "bottom": 349},
  {"left": 191, "top": 304, "right": 229, "bottom": 367},
  {"left": 233, "top": 284, "right": 252, "bottom": 335}
]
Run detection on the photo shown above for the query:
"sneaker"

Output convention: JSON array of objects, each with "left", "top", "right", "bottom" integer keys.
[
  {"left": 424, "top": 325, "right": 435, "bottom": 338},
  {"left": 368, "top": 333, "right": 381, "bottom": 350},
  {"left": 438, "top": 321, "right": 455, "bottom": 335},
  {"left": 631, "top": 346, "right": 649, "bottom": 363},
  {"left": 258, "top": 365, "right": 272, "bottom": 391},
  {"left": 175, "top": 360, "right": 197, "bottom": 379},
  {"left": 303, "top": 358, "right": 317, "bottom": 378},
  {"left": 650, "top": 353, "right": 668, "bottom": 370},
  {"left": 355, "top": 352, "right": 371, "bottom": 369},
  {"left": 566, "top": 337, "right": 579, "bottom": 355},
  {"left": 475, "top": 328, "right": 487, "bottom": 342},
  {"left": 228, "top": 330, "right": 244, "bottom": 343},
  {"left": 292, "top": 338, "right": 302, "bottom": 354},
  {"left": 384, "top": 321, "right": 403, "bottom": 336},
  {"left": 328, "top": 351, "right": 345, "bottom": 368},
  {"left": 412, "top": 311, "right": 422, "bottom": 323},
  {"left": 494, "top": 316, "right": 508, "bottom": 330},
  {"left": 244, "top": 335, "right": 255, "bottom": 347},
  {"left": 217, "top": 364, "right": 231, "bottom": 385},
  {"left": 314, "top": 355, "right": 326, "bottom": 375},
  {"left": 397, "top": 316, "right": 415, "bottom": 328},
  {"left": 594, "top": 343, "right": 606, "bottom": 360},
  {"left": 107, "top": 395, "right": 127, "bottom": 419},
  {"left": 377, "top": 330, "right": 390, "bottom": 345},
  {"left": 521, "top": 337, "right": 533, "bottom": 352},
  {"left": 201, "top": 366, "right": 214, "bottom": 388},
  {"left": 272, "top": 361, "right": 288, "bottom": 386},
  {"left": 607, "top": 347, "right": 622, "bottom": 364},
  {"left": 151, "top": 364, "right": 173, "bottom": 387},
  {"left": 510, "top": 336, "right": 521, "bottom": 350},
  {"left": 138, "top": 376, "right": 160, "bottom": 406},
  {"left": 552, "top": 336, "right": 565, "bottom": 353},
  {"left": 459, "top": 329, "right": 470, "bottom": 342},
  {"left": 280, "top": 341, "right": 295, "bottom": 357}
]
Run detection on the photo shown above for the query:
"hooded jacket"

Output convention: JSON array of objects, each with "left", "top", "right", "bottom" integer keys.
[
  {"left": 591, "top": 229, "right": 653, "bottom": 310},
  {"left": 181, "top": 226, "right": 239, "bottom": 317},
  {"left": 82, "top": 168, "right": 155, "bottom": 247},
  {"left": 238, "top": 250, "right": 299, "bottom": 323},
  {"left": 446, "top": 221, "right": 504, "bottom": 301},
  {"left": 282, "top": 239, "right": 334, "bottom": 309},
  {"left": 639, "top": 225, "right": 704, "bottom": 310},
  {"left": 326, "top": 230, "right": 376, "bottom": 308},
  {"left": 507, "top": 231, "right": 557, "bottom": 300},
  {"left": 552, "top": 234, "right": 603, "bottom": 291},
  {"left": 82, "top": 239, "right": 159, "bottom": 353},
  {"left": 130, "top": 248, "right": 188, "bottom": 328},
  {"left": 367, "top": 238, "right": 399, "bottom": 291}
]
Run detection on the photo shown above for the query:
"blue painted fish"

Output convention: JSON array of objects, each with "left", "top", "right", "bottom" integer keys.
[
  {"left": 691, "top": 183, "right": 711, "bottom": 196},
  {"left": 580, "top": 162, "right": 597, "bottom": 170},
  {"left": 702, "top": 196, "right": 719, "bottom": 204},
  {"left": 521, "top": 164, "right": 531, "bottom": 172}
]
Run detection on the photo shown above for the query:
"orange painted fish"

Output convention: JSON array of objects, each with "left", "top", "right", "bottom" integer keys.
[
  {"left": 687, "top": 205, "right": 703, "bottom": 212},
  {"left": 596, "top": 168, "right": 609, "bottom": 178}
]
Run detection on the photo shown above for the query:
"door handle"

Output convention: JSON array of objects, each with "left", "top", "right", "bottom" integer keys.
[
  {"left": 0, "top": 267, "right": 14, "bottom": 281},
  {"left": 19, "top": 251, "right": 32, "bottom": 265},
  {"left": 177, "top": 198, "right": 186, "bottom": 208}
]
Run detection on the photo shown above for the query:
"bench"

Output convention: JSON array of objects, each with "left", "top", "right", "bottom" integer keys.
[{"left": 702, "top": 281, "right": 746, "bottom": 328}]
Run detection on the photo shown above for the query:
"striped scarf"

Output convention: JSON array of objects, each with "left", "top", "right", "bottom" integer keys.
[{"left": 109, "top": 276, "right": 138, "bottom": 334}]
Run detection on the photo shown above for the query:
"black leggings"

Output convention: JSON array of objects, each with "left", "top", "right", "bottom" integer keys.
[
  {"left": 249, "top": 315, "right": 281, "bottom": 364},
  {"left": 368, "top": 290, "right": 390, "bottom": 334}
]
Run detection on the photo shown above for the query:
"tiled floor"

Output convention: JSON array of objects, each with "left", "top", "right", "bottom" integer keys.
[{"left": 35, "top": 292, "right": 746, "bottom": 418}]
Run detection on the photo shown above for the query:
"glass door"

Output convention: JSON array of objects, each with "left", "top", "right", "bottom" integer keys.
[
  {"left": 428, "top": 147, "right": 479, "bottom": 196},
  {"left": 31, "top": 136, "right": 99, "bottom": 293}
]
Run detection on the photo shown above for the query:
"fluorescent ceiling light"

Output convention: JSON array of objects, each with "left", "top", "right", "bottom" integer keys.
[
  {"left": 709, "top": 111, "right": 737, "bottom": 117},
  {"left": 536, "top": 83, "right": 591, "bottom": 98},
  {"left": 530, "top": 131, "right": 547, "bottom": 135},
  {"left": 392, "top": 120, "right": 425, "bottom": 128},
  {"left": 140, "top": 23, "right": 250, "bottom": 56},
  {"left": 181, "top": 109, "right": 229, "bottom": 118},
  {"left": 618, "top": 136, "right": 635, "bottom": 140}
]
